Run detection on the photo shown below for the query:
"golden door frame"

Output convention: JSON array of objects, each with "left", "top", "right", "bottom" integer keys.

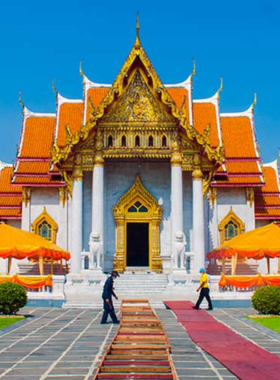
[{"left": 113, "top": 175, "right": 163, "bottom": 273}]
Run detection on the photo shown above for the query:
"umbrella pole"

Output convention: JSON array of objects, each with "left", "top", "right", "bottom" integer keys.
[
  {"left": 266, "top": 257, "right": 270, "bottom": 274},
  {"left": 7, "top": 257, "right": 12, "bottom": 275},
  {"left": 233, "top": 253, "right": 238, "bottom": 275},
  {"left": 39, "top": 255, "right": 44, "bottom": 276},
  {"left": 51, "top": 258, "right": 54, "bottom": 275},
  {"left": 222, "top": 257, "right": 225, "bottom": 274}
]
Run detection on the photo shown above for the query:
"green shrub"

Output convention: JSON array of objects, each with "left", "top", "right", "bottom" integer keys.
[
  {"left": 252, "top": 286, "right": 280, "bottom": 315},
  {"left": 0, "top": 282, "right": 27, "bottom": 315}
]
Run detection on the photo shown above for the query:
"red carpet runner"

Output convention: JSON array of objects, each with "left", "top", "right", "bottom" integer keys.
[{"left": 165, "top": 301, "right": 280, "bottom": 380}]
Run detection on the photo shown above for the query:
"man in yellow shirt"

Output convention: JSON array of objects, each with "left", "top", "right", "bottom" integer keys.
[{"left": 192, "top": 268, "right": 213, "bottom": 310}]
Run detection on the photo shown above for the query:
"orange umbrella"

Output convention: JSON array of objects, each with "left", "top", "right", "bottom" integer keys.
[
  {"left": 0, "top": 223, "right": 70, "bottom": 274},
  {"left": 207, "top": 223, "right": 280, "bottom": 261}
]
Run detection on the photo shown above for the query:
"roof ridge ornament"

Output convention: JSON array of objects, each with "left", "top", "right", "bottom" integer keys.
[
  {"left": 215, "top": 77, "right": 223, "bottom": 99},
  {"left": 19, "top": 91, "right": 25, "bottom": 109},
  {"left": 250, "top": 92, "right": 257, "bottom": 111},
  {"left": 191, "top": 58, "right": 196, "bottom": 78},
  {"left": 52, "top": 78, "right": 58, "bottom": 96},
  {"left": 134, "top": 12, "right": 141, "bottom": 49}
]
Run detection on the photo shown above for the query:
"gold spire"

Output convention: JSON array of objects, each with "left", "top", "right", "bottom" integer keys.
[
  {"left": 19, "top": 91, "right": 24, "bottom": 108},
  {"left": 134, "top": 12, "right": 141, "bottom": 49},
  {"left": 251, "top": 92, "right": 257, "bottom": 110},
  {"left": 52, "top": 78, "right": 58, "bottom": 95},
  {"left": 79, "top": 59, "right": 84, "bottom": 76},
  {"left": 191, "top": 58, "right": 196, "bottom": 76},
  {"left": 216, "top": 77, "right": 223, "bottom": 98}
]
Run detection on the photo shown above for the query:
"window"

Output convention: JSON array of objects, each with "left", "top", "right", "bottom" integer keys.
[
  {"left": 135, "top": 135, "right": 140, "bottom": 147},
  {"left": 31, "top": 207, "right": 58, "bottom": 243},
  {"left": 218, "top": 207, "right": 245, "bottom": 244},
  {"left": 128, "top": 201, "right": 148, "bottom": 213},
  {"left": 121, "top": 135, "right": 126, "bottom": 147},
  {"left": 224, "top": 221, "right": 238, "bottom": 241},
  {"left": 38, "top": 221, "right": 52, "bottom": 241},
  {"left": 162, "top": 135, "right": 167, "bottom": 147},
  {"left": 108, "top": 135, "right": 113, "bottom": 147},
  {"left": 148, "top": 135, "right": 153, "bottom": 147}
]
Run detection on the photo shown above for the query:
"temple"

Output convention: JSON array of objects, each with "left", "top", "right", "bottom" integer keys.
[{"left": 0, "top": 20, "right": 280, "bottom": 284}]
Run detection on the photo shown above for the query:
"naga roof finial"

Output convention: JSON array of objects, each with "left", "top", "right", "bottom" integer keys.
[
  {"left": 251, "top": 92, "right": 257, "bottom": 110},
  {"left": 191, "top": 58, "right": 196, "bottom": 77},
  {"left": 216, "top": 77, "right": 223, "bottom": 98},
  {"left": 52, "top": 78, "right": 58, "bottom": 95},
  {"left": 79, "top": 59, "right": 84, "bottom": 77},
  {"left": 134, "top": 12, "right": 141, "bottom": 49},
  {"left": 19, "top": 90, "right": 24, "bottom": 108}
]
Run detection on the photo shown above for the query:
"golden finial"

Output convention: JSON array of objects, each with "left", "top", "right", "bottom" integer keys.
[
  {"left": 134, "top": 12, "right": 141, "bottom": 49},
  {"left": 216, "top": 77, "right": 223, "bottom": 98},
  {"left": 79, "top": 59, "right": 84, "bottom": 77},
  {"left": 136, "top": 12, "right": 140, "bottom": 38},
  {"left": 19, "top": 91, "right": 24, "bottom": 108},
  {"left": 52, "top": 78, "right": 58, "bottom": 94},
  {"left": 191, "top": 58, "right": 196, "bottom": 77},
  {"left": 251, "top": 92, "right": 257, "bottom": 109}
]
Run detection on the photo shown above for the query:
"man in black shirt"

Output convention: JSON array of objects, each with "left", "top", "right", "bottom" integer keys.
[{"left": 100, "top": 270, "right": 120, "bottom": 324}]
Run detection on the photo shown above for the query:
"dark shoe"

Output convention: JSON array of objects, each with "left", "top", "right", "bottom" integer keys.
[
  {"left": 113, "top": 320, "right": 120, "bottom": 324},
  {"left": 207, "top": 308, "right": 213, "bottom": 310},
  {"left": 192, "top": 306, "right": 200, "bottom": 310},
  {"left": 100, "top": 321, "right": 108, "bottom": 324}
]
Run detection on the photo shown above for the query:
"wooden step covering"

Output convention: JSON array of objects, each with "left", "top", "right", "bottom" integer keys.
[{"left": 93, "top": 299, "right": 177, "bottom": 380}]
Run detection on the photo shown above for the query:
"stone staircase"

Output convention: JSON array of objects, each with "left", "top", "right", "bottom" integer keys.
[{"left": 116, "top": 272, "right": 169, "bottom": 295}]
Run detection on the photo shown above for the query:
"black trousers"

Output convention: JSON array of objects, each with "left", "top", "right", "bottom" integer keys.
[
  {"left": 101, "top": 298, "right": 118, "bottom": 323},
  {"left": 195, "top": 288, "right": 213, "bottom": 309}
]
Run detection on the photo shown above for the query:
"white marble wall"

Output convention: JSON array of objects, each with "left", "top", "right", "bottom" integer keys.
[
  {"left": 208, "top": 188, "right": 254, "bottom": 248},
  {"left": 30, "top": 188, "right": 65, "bottom": 248}
]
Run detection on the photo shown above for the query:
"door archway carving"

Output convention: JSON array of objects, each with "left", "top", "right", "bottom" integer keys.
[{"left": 113, "top": 174, "right": 162, "bottom": 273}]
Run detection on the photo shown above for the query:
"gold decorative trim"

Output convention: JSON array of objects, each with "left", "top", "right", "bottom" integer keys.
[
  {"left": 192, "top": 153, "right": 203, "bottom": 180},
  {"left": 218, "top": 207, "right": 245, "bottom": 244},
  {"left": 113, "top": 174, "right": 162, "bottom": 273},
  {"left": 59, "top": 187, "right": 68, "bottom": 207},
  {"left": 208, "top": 187, "right": 217, "bottom": 208},
  {"left": 246, "top": 187, "right": 254, "bottom": 208},
  {"left": 22, "top": 187, "right": 31, "bottom": 208},
  {"left": 31, "top": 206, "right": 58, "bottom": 243},
  {"left": 51, "top": 29, "right": 224, "bottom": 168}
]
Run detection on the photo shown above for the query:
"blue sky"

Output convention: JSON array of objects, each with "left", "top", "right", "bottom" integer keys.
[{"left": 0, "top": 0, "right": 280, "bottom": 163}]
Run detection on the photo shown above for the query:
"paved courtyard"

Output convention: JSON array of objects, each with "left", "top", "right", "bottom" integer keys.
[{"left": 0, "top": 306, "right": 279, "bottom": 379}]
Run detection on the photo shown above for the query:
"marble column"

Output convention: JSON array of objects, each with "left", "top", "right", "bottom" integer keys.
[
  {"left": 192, "top": 153, "right": 205, "bottom": 271},
  {"left": 71, "top": 163, "right": 83, "bottom": 274},
  {"left": 91, "top": 130, "right": 104, "bottom": 269},
  {"left": 171, "top": 140, "right": 183, "bottom": 269}
]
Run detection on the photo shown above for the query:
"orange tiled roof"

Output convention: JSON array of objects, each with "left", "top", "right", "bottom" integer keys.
[
  {"left": 221, "top": 161, "right": 261, "bottom": 174},
  {"left": 0, "top": 196, "right": 22, "bottom": 206},
  {"left": 193, "top": 103, "right": 219, "bottom": 147},
  {"left": 15, "top": 162, "right": 50, "bottom": 174},
  {"left": 0, "top": 167, "right": 22, "bottom": 219},
  {"left": 167, "top": 88, "right": 190, "bottom": 123},
  {"left": 0, "top": 209, "right": 21, "bottom": 217},
  {"left": 86, "top": 88, "right": 109, "bottom": 122},
  {"left": 20, "top": 117, "right": 56, "bottom": 158},
  {"left": 255, "top": 209, "right": 280, "bottom": 217},
  {"left": 255, "top": 195, "right": 280, "bottom": 207},
  {"left": 213, "top": 176, "right": 263, "bottom": 185},
  {"left": 57, "top": 103, "right": 83, "bottom": 147},
  {"left": 258, "top": 167, "right": 279, "bottom": 193},
  {"left": 0, "top": 167, "right": 22, "bottom": 194},
  {"left": 254, "top": 166, "right": 280, "bottom": 219},
  {"left": 220, "top": 116, "right": 257, "bottom": 158},
  {"left": 13, "top": 176, "right": 63, "bottom": 185}
]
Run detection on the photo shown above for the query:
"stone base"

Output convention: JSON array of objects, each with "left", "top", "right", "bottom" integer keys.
[{"left": 64, "top": 272, "right": 107, "bottom": 301}]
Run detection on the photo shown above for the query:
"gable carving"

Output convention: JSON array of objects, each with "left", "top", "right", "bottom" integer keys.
[{"left": 101, "top": 70, "right": 175, "bottom": 123}]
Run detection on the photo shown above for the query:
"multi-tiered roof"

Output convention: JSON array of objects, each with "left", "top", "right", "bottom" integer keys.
[{"left": 0, "top": 24, "right": 279, "bottom": 221}]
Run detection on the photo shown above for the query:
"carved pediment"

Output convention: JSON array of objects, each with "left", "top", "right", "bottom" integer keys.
[{"left": 101, "top": 70, "right": 175, "bottom": 124}]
